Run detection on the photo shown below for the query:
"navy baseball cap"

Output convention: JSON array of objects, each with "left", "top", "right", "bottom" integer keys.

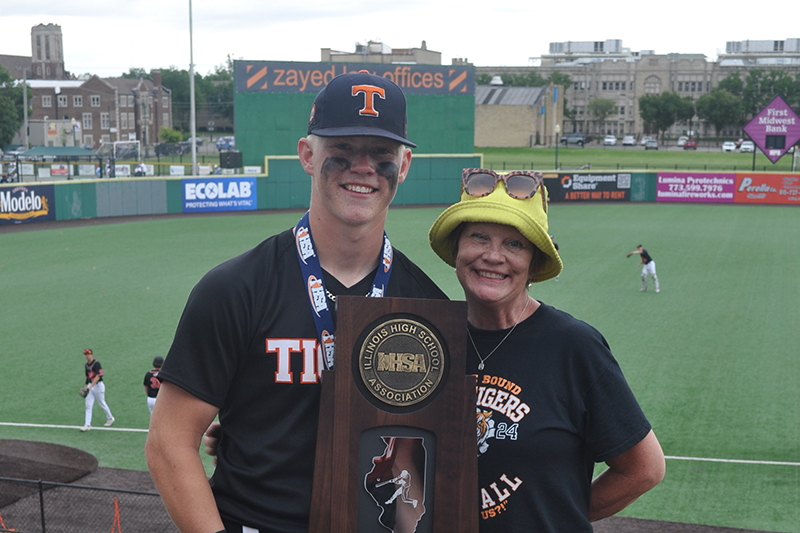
[{"left": 307, "top": 71, "right": 416, "bottom": 148}]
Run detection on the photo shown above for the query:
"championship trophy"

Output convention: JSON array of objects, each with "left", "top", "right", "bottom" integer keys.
[{"left": 309, "top": 296, "right": 478, "bottom": 533}]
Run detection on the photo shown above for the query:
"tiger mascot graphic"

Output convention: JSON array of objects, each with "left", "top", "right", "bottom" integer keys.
[{"left": 476, "top": 409, "right": 496, "bottom": 456}]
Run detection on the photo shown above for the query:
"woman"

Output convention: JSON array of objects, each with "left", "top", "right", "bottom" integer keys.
[{"left": 428, "top": 168, "right": 665, "bottom": 531}]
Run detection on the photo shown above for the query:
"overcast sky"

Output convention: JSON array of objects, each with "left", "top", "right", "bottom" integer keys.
[{"left": 3, "top": 1, "right": 798, "bottom": 78}]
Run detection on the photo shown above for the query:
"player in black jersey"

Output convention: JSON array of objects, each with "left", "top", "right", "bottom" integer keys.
[
  {"left": 146, "top": 71, "right": 447, "bottom": 533},
  {"left": 143, "top": 356, "right": 163, "bottom": 415}
]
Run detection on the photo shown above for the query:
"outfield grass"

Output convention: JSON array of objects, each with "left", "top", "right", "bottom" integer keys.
[
  {"left": 0, "top": 204, "right": 798, "bottom": 532},
  {"left": 477, "top": 146, "right": 799, "bottom": 173}
]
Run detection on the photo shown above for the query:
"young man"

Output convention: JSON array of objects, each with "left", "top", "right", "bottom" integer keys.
[
  {"left": 627, "top": 244, "right": 660, "bottom": 293},
  {"left": 80, "top": 348, "right": 115, "bottom": 431},
  {"left": 143, "top": 356, "right": 163, "bottom": 415},
  {"left": 145, "top": 71, "right": 447, "bottom": 533}
]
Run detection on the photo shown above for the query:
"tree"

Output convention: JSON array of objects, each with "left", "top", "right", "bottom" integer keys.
[
  {"left": 0, "top": 66, "right": 27, "bottom": 147},
  {"left": 638, "top": 92, "right": 694, "bottom": 139},
  {"left": 587, "top": 98, "right": 617, "bottom": 134},
  {"left": 695, "top": 88, "right": 743, "bottom": 139},
  {"left": 718, "top": 72, "right": 744, "bottom": 96},
  {"left": 159, "top": 127, "right": 182, "bottom": 143},
  {"left": 742, "top": 68, "right": 800, "bottom": 117},
  {"left": 547, "top": 72, "right": 572, "bottom": 88}
]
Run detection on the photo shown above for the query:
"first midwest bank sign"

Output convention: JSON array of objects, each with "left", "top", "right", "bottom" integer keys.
[{"left": 235, "top": 61, "right": 474, "bottom": 95}]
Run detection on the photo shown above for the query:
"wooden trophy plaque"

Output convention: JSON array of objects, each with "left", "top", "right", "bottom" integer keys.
[{"left": 309, "top": 296, "right": 478, "bottom": 533}]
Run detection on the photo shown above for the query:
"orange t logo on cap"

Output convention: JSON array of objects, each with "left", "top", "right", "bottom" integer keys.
[{"left": 352, "top": 85, "right": 386, "bottom": 117}]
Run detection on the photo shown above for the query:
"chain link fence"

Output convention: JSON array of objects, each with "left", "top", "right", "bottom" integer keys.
[{"left": 0, "top": 476, "right": 177, "bottom": 533}]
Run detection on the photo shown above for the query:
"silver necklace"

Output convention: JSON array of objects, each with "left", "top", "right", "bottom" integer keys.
[{"left": 468, "top": 297, "right": 530, "bottom": 371}]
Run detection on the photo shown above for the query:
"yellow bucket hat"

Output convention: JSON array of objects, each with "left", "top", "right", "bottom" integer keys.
[{"left": 428, "top": 174, "right": 562, "bottom": 283}]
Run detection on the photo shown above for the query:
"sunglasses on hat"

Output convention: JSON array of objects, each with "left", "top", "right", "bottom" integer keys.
[{"left": 462, "top": 168, "right": 544, "bottom": 200}]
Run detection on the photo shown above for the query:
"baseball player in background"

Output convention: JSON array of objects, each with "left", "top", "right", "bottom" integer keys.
[
  {"left": 627, "top": 244, "right": 660, "bottom": 293},
  {"left": 143, "top": 356, "right": 164, "bottom": 415},
  {"left": 145, "top": 71, "right": 447, "bottom": 533},
  {"left": 80, "top": 349, "right": 115, "bottom": 431}
]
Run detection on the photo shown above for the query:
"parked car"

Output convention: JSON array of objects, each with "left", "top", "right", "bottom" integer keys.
[
  {"left": 677, "top": 136, "right": 689, "bottom": 147},
  {"left": 644, "top": 139, "right": 659, "bottom": 150},
  {"left": 603, "top": 135, "right": 617, "bottom": 146},
  {"left": 621, "top": 135, "right": 636, "bottom": 146},
  {"left": 155, "top": 142, "right": 184, "bottom": 156},
  {"left": 734, "top": 138, "right": 744, "bottom": 149},
  {"left": 683, "top": 138, "right": 698, "bottom": 150},
  {"left": 640, "top": 136, "right": 655, "bottom": 146},
  {"left": 216, "top": 136, "right": 235, "bottom": 151},
  {"left": 1, "top": 144, "right": 26, "bottom": 160},
  {"left": 561, "top": 132, "right": 593, "bottom": 146},
  {"left": 740, "top": 140, "right": 755, "bottom": 153},
  {"left": 722, "top": 141, "right": 737, "bottom": 152}
]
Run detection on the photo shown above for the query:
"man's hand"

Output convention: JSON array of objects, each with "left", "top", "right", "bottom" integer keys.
[{"left": 203, "top": 421, "right": 222, "bottom": 462}]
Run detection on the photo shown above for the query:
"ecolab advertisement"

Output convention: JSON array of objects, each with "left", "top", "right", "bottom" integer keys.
[
  {"left": 183, "top": 177, "right": 257, "bottom": 213},
  {"left": 0, "top": 185, "right": 56, "bottom": 224},
  {"left": 734, "top": 173, "right": 800, "bottom": 204}
]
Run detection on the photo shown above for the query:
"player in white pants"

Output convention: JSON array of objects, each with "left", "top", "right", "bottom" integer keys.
[
  {"left": 82, "top": 348, "right": 115, "bottom": 431},
  {"left": 627, "top": 244, "right": 660, "bottom": 293}
]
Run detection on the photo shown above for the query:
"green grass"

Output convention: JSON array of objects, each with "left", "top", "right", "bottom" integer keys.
[
  {"left": 1, "top": 204, "right": 798, "bottom": 531},
  {"left": 476, "top": 145, "right": 799, "bottom": 173}
]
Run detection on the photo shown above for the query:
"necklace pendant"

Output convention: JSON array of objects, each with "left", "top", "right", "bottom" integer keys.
[{"left": 478, "top": 362, "right": 484, "bottom": 371}]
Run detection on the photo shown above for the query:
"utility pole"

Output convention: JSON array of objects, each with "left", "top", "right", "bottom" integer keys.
[
  {"left": 189, "top": 0, "right": 198, "bottom": 176},
  {"left": 21, "top": 67, "right": 30, "bottom": 148}
]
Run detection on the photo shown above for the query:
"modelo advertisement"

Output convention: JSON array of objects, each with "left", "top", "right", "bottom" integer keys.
[
  {"left": 734, "top": 173, "right": 800, "bottom": 204},
  {"left": 656, "top": 172, "right": 735, "bottom": 203},
  {"left": 552, "top": 172, "right": 631, "bottom": 202},
  {"left": 183, "top": 177, "right": 257, "bottom": 213},
  {"left": 0, "top": 184, "right": 56, "bottom": 225}
]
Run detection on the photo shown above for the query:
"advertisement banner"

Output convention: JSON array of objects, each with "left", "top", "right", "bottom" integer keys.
[
  {"left": 51, "top": 164, "right": 69, "bottom": 176},
  {"left": 0, "top": 184, "right": 56, "bottom": 225},
  {"left": 553, "top": 172, "right": 631, "bottom": 202},
  {"left": 656, "top": 172, "right": 735, "bottom": 203},
  {"left": 236, "top": 60, "right": 474, "bottom": 95},
  {"left": 183, "top": 177, "right": 257, "bottom": 213},
  {"left": 734, "top": 173, "right": 800, "bottom": 204}
]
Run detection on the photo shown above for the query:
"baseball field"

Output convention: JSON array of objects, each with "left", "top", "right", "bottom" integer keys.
[{"left": 0, "top": 201, "right": 798, "bottom": 532}]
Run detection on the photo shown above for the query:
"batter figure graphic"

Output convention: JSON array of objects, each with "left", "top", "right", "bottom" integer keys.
[{"left": 380, "top": 470, "right": 418, "bottom": 509}]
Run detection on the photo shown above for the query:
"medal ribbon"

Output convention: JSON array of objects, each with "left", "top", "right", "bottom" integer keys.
[{"left": 294, "top": 211, "right": 393, "bottom": 371}]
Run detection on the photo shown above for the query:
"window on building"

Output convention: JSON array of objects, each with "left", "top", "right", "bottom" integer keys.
[
  {"left": 101, "top": 113, "right": 110, "bottom": 129},
  {"left": 678, "top": 82, "right": 683, "bottom": 91},
  {"left": 91, "top": 96, "right": 100, "bottom": 107},
  {"left": 162, "top": 96, "right": 168, "bottom": 108},
  {"left": 644, "top": 75, "right": 661, "bottom": 94},
  {"left": 162, "top": 112, "right": 169, "bottom": 127},
  {"left": 121, "top": 113, "right": 128, "bottom": 129},
  {"left": 45, "top": 36, "right": 51, "bottom": 60},
  {"left": 602, "top": 81, "right": 608, "bottom": 90},
  {"left": 580, "top": 81, "right": 586, "bottom": 90},
  {"left": 691, "top": 82, "right": 696, "bottom": 92},
  {"left": 774, "top": 41, "right": 784, "bottom": 52},
  {"left": 128, "top": 113, "right": 135, "bottom": 128},
  {"left": 621, "top": 82, "right": 626, "bottom": 91},
  {"left": 101, "top": 134, "right": 110, "bottom": 145},
  {"left": 36, "top": 35, "right": 42, "bottom": 60},
  {"left": 42, "top": 95, "right": 52, "bottom": 107},
  {"left": 58, "top": 95, "right": 68, "bottom": 107},
  {"left": 83, "top": 134, "right": 93, "bottom": 148},
  {"left": 83, "top": 113, "right": 92, "bottom": 129},
  {"left": 620, "top": 106, "right": 625, "bottom": 115},
  {"left": 128, "top": 95, "right": 134, "bottom": 107},
  {"left": 73, "top": 95, "right": 83, "bottom": 107},
  {"left": 574, "top": 82, "right": 579, "bottom": 90},
  {"left": 614, "top": 82, "right": 620, "bottom": 91}
]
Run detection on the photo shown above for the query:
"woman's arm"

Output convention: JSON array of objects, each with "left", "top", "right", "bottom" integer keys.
[{"left": 589, "top": 429, "right": 665, "bottom": 522}]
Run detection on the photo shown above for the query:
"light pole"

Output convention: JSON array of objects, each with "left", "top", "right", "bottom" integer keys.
[
  {"left": 555, "top": 124, "right": 560, "bottom": 170},
  {"left": 189, "top": 0, "right": 198, "bottom": 176}
]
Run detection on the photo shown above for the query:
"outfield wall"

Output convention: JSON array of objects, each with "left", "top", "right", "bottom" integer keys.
[
  {"left": 1, "top": 153, "right": 481, "bottom": 226},
  {"left": 544, "top": 171, "right": 800, "bottom": 205}
]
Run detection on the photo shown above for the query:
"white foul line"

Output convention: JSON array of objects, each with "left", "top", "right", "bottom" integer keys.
[
  {"left": 0, "top": 421, "right": 148, "bottom": 433},
  {"left": 665, "top": 455, "right": 800, "bottom": 467},
  {"left": 2, "top": 423, "right": 799, "bottom": 465}
]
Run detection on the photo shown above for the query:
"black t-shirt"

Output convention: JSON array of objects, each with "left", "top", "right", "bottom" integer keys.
[
  {"left": 470, "top": 302, "right": 651, "bottom": 532},
  {"left": 85, "top": 360, "right": 103, "bottom": 385},
  {"left": 159, "top": 228, "right": 447, "bottom": 532},
  {"left": 143, "top": 369, "right": 161, "bottom": 398},
  {"left": 640, "top": 249, "right": 653, "bottom": 264}
]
